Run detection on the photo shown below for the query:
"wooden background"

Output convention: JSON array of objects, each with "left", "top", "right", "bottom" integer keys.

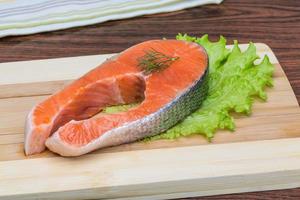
[{"left": 0, "top": 0, "right": 299, "bottom": 199}]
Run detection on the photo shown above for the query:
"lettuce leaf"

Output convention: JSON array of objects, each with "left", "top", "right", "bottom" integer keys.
[
  {"left": 147, "top": 34, "right": 274, "bottom": 140},
  {"left": 103, "top": 103, "right": 139, "bottom": 114}
]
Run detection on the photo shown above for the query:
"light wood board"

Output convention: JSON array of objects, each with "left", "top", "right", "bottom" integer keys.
[{"left": 0, "top": 43, "right": 299, "bottom": 200}]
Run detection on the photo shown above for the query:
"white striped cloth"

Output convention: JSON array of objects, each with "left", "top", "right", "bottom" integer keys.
[{"left": 0, "top": 0, "right": 223, "bottom": 38}]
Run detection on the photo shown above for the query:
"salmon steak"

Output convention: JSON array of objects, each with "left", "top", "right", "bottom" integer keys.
[{"left": 25, "top": 40, "right": 208, "bottom": 156}]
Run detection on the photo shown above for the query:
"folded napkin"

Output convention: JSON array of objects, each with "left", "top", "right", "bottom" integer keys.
[{"left": 0, "top": 0, "right": 223, "bottom": 38}]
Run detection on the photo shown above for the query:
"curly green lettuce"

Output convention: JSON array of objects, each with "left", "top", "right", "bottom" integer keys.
[
  {"left": 104, "top": 34, "right": 274, "bottom": 141},
  {"left": 148, "top": 34, "right": 274, "bottom": 140}
]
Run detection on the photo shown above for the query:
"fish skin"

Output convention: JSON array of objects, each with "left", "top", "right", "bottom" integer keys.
[{"left": 46, "top": 65, "right": 209, "bottom": 157}]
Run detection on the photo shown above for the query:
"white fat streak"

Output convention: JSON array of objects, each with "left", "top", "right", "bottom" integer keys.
[
  {"left": 24, "top": 107, "right": 34, "bottom": 155},
  {"left": 111, "top": 77, "right": 125, "bottom": 104}
]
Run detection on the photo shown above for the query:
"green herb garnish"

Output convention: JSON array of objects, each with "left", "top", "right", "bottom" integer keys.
[{"left": 137, "top": 48, "right": 179, "bottom": 74}]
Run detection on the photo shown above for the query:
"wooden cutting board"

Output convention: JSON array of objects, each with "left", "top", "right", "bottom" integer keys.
[{"left": 0, "top": 43, "right": 299, "bottom": 200}]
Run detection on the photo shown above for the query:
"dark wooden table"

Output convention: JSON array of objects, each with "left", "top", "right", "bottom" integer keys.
[{"left": 0, "top": 0, "right": 299, "bottom": 199}]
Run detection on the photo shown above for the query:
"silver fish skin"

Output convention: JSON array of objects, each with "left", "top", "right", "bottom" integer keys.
[{"left": 46, "top": 66, "right": 209, "bottom": 157}]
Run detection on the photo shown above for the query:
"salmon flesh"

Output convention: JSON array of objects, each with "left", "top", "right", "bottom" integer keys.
[{"left": 25, "top": 40, "right": 208, "bottom": 156}]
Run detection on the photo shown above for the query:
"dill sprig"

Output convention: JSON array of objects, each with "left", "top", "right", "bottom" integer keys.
[{"left": 137, "top": 48, "right": 179, "bottom": 74}]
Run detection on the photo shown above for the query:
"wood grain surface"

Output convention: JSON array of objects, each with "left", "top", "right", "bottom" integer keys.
[{"left": 0, "top": 0, "right": 299, "bottom": 199}]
